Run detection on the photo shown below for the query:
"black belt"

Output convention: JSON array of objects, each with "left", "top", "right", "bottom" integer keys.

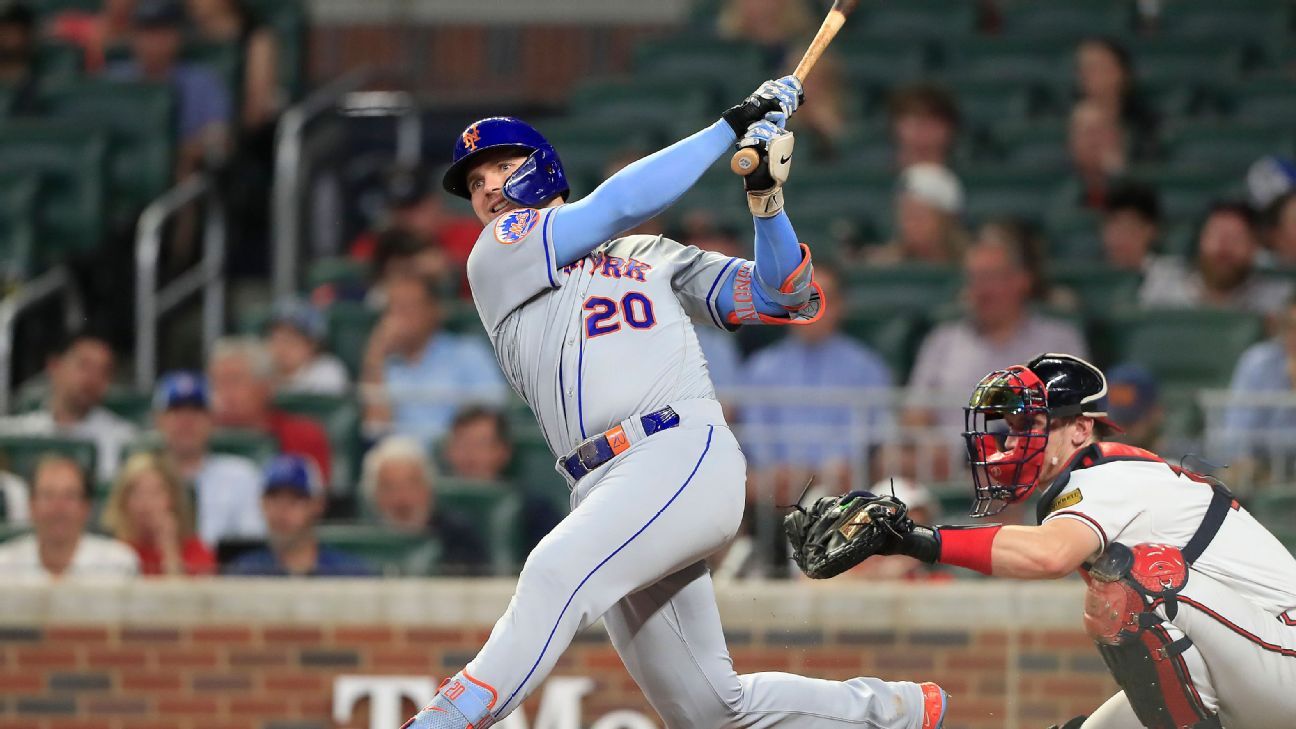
[{"left": 559, "top": 406, "right": 680, "bottom": 482}]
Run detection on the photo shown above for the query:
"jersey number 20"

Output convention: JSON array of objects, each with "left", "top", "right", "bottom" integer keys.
[{"left": 584, "top": 293, "right": 656, "bottom": 338}]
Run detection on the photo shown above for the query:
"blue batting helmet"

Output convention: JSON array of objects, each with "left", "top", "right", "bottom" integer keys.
[{"left": 441, "top": 117, "right": 569, "bottom": 207}]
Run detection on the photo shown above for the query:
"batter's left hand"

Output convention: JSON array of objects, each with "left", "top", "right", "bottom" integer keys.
[{"left": 722, "top": 75, "right": 804, "bottom": 137}]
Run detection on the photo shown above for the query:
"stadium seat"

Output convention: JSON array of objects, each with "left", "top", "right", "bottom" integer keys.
[
  {"left": 996, "top": 0, "right": 1130, "bottom": 40},
  {"left": 272, "top": 393, "right": 360, "bottom": 491},
  {"left": 305, "top": 257, "right": 368, "bottom": 292},
  {"left": 1229, "top": 78, "right": 1296, "bottom": 125},
  {"left": 437, "top": 479, "right": 524, "bottom": 575},
  {"left": 840, "top": 308, "right": 929, "bottom": 382},
  {"left": 1043, "top": 208, "right": 1102, "bottom": 262},
  {"left": 945, "top": 37, "right": 1072, "bottom": 85},
  {"left": 947, "top": 79, "right": 1049, "bottom": 128},
  {"left": 990, "top": 119, "right": 1069, "bottom": 173},
  {"left": 1156, "top": 0, "right": 1291, "bottom": 46},
  {"left": 835, "top": 39, "right": 930, "bottom": 88},
  {"left": 445, "top": 299, "right": 487, "bottom": 340},
  {"left": 857, "top": 0, "right": 977, "bottom": 40},
  {"left": 569, "top": 78, "right": 710, "bottom": 131},
  {"left": 841, "top": 263, "right": 961, "bottom": 313},
  {"left": 1131, "top": 39, "right": 1245, "bottom": 86},
  {"left": 0, "top": 121, "right": 107, "bottom": 257},
  {"left": 40, "top": 80, "right": 175, "bottom": 221},
  {"left": 634, "top": 35, "right": 765, "bottom": 91},
  {"left": 0, "top": 435, "right": 97, "bottom": 484},
  {"left": 1127, "top": 169, "right": 1239, "bottom": 222},
  {"left": 962, "top": 170, "right": 1059, "bottom": 225},
  {"left": 315, "top": 523, "right": 439, "bottom": 577},
  {"left": 326, "top": 301, "right": 379, "bottom": 378},
  {"left": 505, "top": 425, "right": 568, "bottom": 515},
  {"left": 1161, "top": 123, "right": 1294, "bottom": 176},
  {"left": 33, "top": 41, "right": 82, "bottom": 87},
  {"left": 0, "top": 175, "right": 37, "bottom": 283},
  {"left": 1050, "top": 265, "right": 1142, "bottom": 316},
  {"left": 1106, "top": 309, "right": 1265, "bottom": 389},
  {"left": 1248, "top": 491, "right": 1296, "bottom": 551},
  {"left": 208, "top": 428, "right": 277, "bottom": 465},
  {"left": 102, "top": 388, "right": 154, "bottom": 428}
]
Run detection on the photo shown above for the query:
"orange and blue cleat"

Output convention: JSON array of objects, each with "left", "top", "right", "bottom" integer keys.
[{"left": 920, "top": 682, "right": 948, "bottom": 729}]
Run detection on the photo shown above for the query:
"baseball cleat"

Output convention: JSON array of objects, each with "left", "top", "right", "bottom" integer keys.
[{"left": 920, "top": 682, "right": 948, "bottom": 729}]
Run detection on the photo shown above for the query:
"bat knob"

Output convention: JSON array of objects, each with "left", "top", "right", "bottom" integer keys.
[{"left": 730, "top": 148, "right": 760, "bottom": 176}]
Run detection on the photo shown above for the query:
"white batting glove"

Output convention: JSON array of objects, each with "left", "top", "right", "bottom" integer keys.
[
  {"left": 752, "top": 75, "right": 804, "bottom": 128},
  {"left": 738, "top": 120, "right": 794, "bottom": 217}
]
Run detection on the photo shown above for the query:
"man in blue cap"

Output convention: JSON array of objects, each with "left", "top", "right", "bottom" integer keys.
[
  {"left": 154, "top": 371, "right": 264, "bottom": 546},
  {"left": 225, "top": 454, "right": 373, "bottom": 577}
]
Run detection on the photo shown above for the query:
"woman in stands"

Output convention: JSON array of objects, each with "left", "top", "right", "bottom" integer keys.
[{"left": 101, "top": 452, "right": 215, "bottom": 576}]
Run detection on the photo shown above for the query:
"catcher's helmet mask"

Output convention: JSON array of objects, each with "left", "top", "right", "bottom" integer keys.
[{"left": 962, "top": 353, "right": 1120, "bottom": 517}]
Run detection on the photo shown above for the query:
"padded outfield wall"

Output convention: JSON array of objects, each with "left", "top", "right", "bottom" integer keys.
[{"left": 0, "top": 579, "right": 1113, "bottom": 729}]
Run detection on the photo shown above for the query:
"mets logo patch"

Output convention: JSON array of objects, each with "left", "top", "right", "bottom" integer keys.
[
  {"left": 494, "top": 208, "right": 540, "bottom": 244},
  {"left": 1049, "top": 489, "right": 1084, "bottom": 514}
]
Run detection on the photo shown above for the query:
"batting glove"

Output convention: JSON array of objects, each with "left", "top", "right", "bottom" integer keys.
[
  {"left": 738, "top": 120, "right": 795, "bottom": 217},
  {"left": 722, "top": 75, "right": 804, "bottom": 137}
]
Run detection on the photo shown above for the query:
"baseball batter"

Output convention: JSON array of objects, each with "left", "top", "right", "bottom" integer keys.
[
  {"left": 789, "top": 353, "right": 1296, "bottom": 729},
  {"left": 402, "top": 79, "right": 947, "bottom": 729}
]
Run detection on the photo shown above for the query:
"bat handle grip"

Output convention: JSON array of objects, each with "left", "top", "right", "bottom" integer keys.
[{"left": 730, "top": 147, "right": 760, "bottom": 176}]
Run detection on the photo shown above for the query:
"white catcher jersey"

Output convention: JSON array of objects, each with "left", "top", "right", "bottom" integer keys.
[
  {"left": 466, "top": 207, "right": 743, "bottom": 457},
  {"left": 1042, "top": 451, "right": 1296, "bottom": 617}
]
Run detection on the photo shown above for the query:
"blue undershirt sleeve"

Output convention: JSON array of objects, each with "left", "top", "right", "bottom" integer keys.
[
  {"left": 548, "top": 120, "right": 736, "bottom": 267},
  {"left": 714, "top": 211, "right": 804, "bottom": 320}
]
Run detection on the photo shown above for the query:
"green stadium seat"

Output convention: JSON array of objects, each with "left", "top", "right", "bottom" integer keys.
[
  {"left": 990, "top": 119, "right": 1069, "bottom": 172},
  {"left": 0, "top": 435, "right": 96, "bottom": 485},
  {"left": 1157, "top": 0, "right": 1291, "bottom": 45},
  {"left": 945, "top": 37, "right": 1072, "bottom": 85},
  {"left": 996, "top": 0, "right": 1130, "bottom": 40},
  {"left": 1161, "top": 124, "right": 1293, "bottom": 176},
  {"left": 841, "top": 263, "right": 961, "bottom": 313},
  {"left": 962, "top": 170, "right": 1059, "bottom": 225},
  {"left": 33, "top": 41, "right": 82, "bottom": 87},
  {"left": 1043, "top": 207, "right": 1102, "bottom": 262},
  {"left": 858, "top": 0, "right": 977, "bottom": 40},
  {"left": 569, "top": 78, "right": 710, "bottom": 131},
  {"left": 1230, "top": 78, "right": 1296, "bottom": 125},
  {"left": 1106, "top": 309, "right": 1265, "bottom": 389},
  {"left": 0, "top": 523, "right": 28, "bottom": 543},
  {"left": 1132, "top": 39, "right": 1245, "bottom": 86},
  {"left": 208, "top": 428, "right": 277, "bottom": 465},
  {"left": 1050, "top": 265, "right": 1142, "bottom": 316},
  {"left": 326, "top": 301, "right": 379, "bottom": 379},
  {"left": 0, "top": 121, "right": 107, "bottom": 257},
  {"left": 445, "top": 300, "right": 487, "bottom": 340},
  {"left": 437, "top": 479, "right": 524, "bottom": 574},
  {"left": 306, "top": 257, "right": 368, "bottom": 292},
  {"left": 947, "top": 79, "right": 1048, "bottom": 127},
  {"left": 315, "top": 523, "right": 438, "bottom": 577},
  {"left": 272, "top": 393, "right": 360, "bottom": 492},
  {"left": 102, "top": 387, "right": 154, "bottom": 429},
  {"left": 1127, "top": 169, "right": 1239, "bottom": 221},
  {"left": 634, "top": 36, "right": 764, "bottom": 91},
  {"left": 1247, "top": 491, "right": 1296, "bottom": 551},
  {"left": 835, "top": 39, "right": 930, "bottom": 88},
  {"left": 0, "top": 175, "right": 37, "bottom": 283},
  {"left": 40, "top": 80, "right": 175, "bottom": 220},
  {"left": 840, "top": 308, "right": 929, "bottom": 381},
  {"left": 506, "top": 425, "right": 569, "bottom": 516}
]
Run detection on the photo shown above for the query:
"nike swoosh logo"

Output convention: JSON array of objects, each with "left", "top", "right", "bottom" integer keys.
[{"left": 779, "top": 154, "right": 792, "bottom": 164}]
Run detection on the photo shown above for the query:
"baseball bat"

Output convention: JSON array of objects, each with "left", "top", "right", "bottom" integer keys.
[{"left": 729, "top": 0, "right": 860, "bottom": 176}]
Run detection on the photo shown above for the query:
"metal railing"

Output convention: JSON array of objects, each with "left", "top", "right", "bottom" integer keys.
[
  {"left": 134, "top": 174, "right": 227, "bottom": 390},
  {"left": 271, "top": 69, "right": 372, "bottom": 301},
  {"left": 0, "top": 266, "right": 84, "bottom": 414}
]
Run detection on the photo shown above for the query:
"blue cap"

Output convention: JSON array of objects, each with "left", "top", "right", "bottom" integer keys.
[
  {"left": 1106, "top": 363, "right": 1160, "bottom": 426},
  {"left": 262, "top": 454, "right": 323, "bottom": 497},
  {"left": 153, "top": 371, "right": 209, "bottom": 411},
  {"left": 267, "top": 297, "right": 327, "bottom": 342}
]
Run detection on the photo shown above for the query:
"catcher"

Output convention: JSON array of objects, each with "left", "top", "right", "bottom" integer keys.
[{"left": 786, "top": 353, "right": 1296, "bottom": 729}]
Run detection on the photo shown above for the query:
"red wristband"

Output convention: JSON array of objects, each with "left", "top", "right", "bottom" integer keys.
[{"left": 937, "top": 525, "right": 1002, "bottom": 576}]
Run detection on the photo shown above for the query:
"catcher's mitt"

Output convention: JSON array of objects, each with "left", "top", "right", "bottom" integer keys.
[{"left": 784, "top": 492, "right": 911, "bottom": 579}]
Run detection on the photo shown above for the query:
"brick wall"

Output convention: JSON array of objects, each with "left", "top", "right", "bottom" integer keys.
[{"left": 0, "top": 580, "right": 1114, "bottom": 729}]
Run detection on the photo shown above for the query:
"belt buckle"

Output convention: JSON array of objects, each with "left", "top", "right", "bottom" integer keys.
[{"left": 576, "top": 437, "right": 604, "bottom": 469}]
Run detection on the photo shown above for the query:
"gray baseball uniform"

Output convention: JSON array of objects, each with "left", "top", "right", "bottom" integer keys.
[{"left": 425, "top": 205, "right": 931, "bottom": 729}]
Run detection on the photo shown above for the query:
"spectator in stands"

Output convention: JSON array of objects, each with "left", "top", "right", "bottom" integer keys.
[
  {"left": 152, "top": 371, "right": 264, "bottom": 545},
  {"left": 1102, "top": 181, "right": 1163, "bottom": 272},
  {"left": 264, "top": 298, "right": 349, "bottom": 395},
  {"left": 1073, "top": 37, "right": 1157, "bottom": 157},
  {"left": 356, "top": 228, "right": 453, "bottom": 310},
  {"left": 349, "top": 167, "right": 476, "bottom": 293},
  {"left": 226, "top": 455, "right": 373, "bottom": 577},
  {"left": 101, "top": 452, "right": 215, "bottom": 575},
  {"left": 717, "top": 0, "right": 814, "bottom": 70},
  {"left": 740, "top": 266, "right": 892, "bottom": 498},
  {"left": 443, "top": 406, "right": 562, "bottom": 556},
  {"left": 887, "top": 83, "right": 961, "bottom": 171},
  {"left": 1224, "top": 297, "right": 1296, "bottom": 458},
  {"left": 0, "top": 2, "right": 39, "bottom": 113},
  {"left": 0, "top": 331, "right": 137, "bottom": 482},
  {"left": 1261, "top": 191, "right": 1296, "bottom": 268},
  {"left": 976, "top": 218, "right": 1075, "bottom": 310},
  {"left": 1105, "top": 363, "right": 1165, "bottom": 454},
  {"left": 1140, "top": 201, "right": 1293, "bottom": 317},
  {"left": 361, "top": 435, "right": 488, "bottom": 576},
  {"left": 360, "top": 275, "right": 506, "bottom": 445},
  {"left": 0, "top": 455, "right": 138, "bottom": 577},
  {"left": 208, "top": 337, "right": 333, "bottom": 482},
  {"left": 1063, "top": 100, "right": 1128, "bottom": 210},
  {"left": 108, "top": 0, "right": 231, "bottom": 177},
  {"left": 47, "top": 0, "right": 135, "bottom": 73},
  {"left": 905, "top": 231, "right": 1088, "bottom": 431},
  {"left": 185, "top": 0, "right": 279, "bottom": 132},
  {"left": 0, "top": 468, "right": 28, "bottom": 525},
  {"left": 866, "top": 163, "right": 967, "bottom": 265}
]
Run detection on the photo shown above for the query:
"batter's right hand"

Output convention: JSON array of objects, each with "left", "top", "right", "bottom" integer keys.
[{"left": 722, "top": 75, "right": 804, "bottom": 137}]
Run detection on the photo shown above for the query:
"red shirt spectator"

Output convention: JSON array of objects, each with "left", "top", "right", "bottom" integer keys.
[
  {"left": 132, "top": 536, "right": 216, "bottom": 576},
  {"left": 101, "top": 452, "right": 215, "bottom": 577},
  {"left": 268, "top": 410, "right": 333, "bottom": 484}
]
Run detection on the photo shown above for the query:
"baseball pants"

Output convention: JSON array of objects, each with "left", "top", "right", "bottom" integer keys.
[
  {"left": 459, "top": 402, "right": 930, "bottom": 728},
  {"left": 1083, "top": 568, "right": 1296, "bottom": 729}
]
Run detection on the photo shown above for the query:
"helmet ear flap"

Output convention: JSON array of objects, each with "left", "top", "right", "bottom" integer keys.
[{"left": 503, "top": 146, "right": 569, "bottom": 207}]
